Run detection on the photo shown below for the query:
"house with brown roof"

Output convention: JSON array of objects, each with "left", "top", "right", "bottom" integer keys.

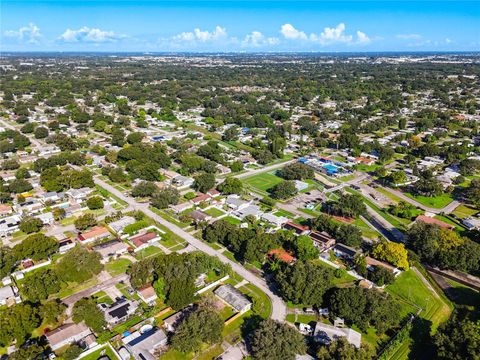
[
  {"left": 191, "top": 193, "right": 212, "bottom": 205},
  {"left": 92, "top": 239, "right": 129, "bottom": 260},
  {"left": 130, "top": 231, "right": 160, "bottom": 251},
  {"left": 310, "top": 231, "right": 336, "bottom": 251},
  {"left": 283, "top": 221, "right": 310, "bottom": 235},
  {"left": 78, "top": 226, "right": 111, "bottom": 244},
  {"left": 137, "top": 285, "right": 158, "bottom": 306},
  {"left": 188, "top": 210, "right": 211, "bottom": 223},
  {"left": 46, "top": 322, "right": 93, "bottom": 351}
]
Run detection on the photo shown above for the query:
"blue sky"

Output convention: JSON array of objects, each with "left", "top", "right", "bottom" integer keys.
[{"left": 1, "top": 1, "right": 479, "bottom": 52}]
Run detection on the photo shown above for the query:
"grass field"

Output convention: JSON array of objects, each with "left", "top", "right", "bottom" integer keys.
[
  {"left": 404, "top": 193, "right": 453, "bottom": 209},
  {"left": 105, "top": 258, "right": 132, "bottom": 276},
  {"left": 204, "top": 207, "right": 226, "bottom": 218},
  {"left": 81, "top": 345, "right": 118, "bottom": 360},
  {"left": 243, "top": 171, "right": 283, "bottom": 193},
  {"left": 452, "top": 204, "right": 478, "bottom": 219},
  {"left": 384, "top": 269, "right": 452, "bottom": 360}
]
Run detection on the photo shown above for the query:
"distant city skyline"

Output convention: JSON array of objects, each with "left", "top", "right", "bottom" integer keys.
[{"left": 2, "top": 1, "right": 479, "bottom": 52}]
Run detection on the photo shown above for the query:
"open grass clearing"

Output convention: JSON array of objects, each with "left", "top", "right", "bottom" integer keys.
[
  {"left": 105, "top": 257, "right": 132, "bottom": 276},
  {"left": 404, "top": 192, "right": 453, "bottom": 209},
  {"left": 243, "top": 171, "right": 283, "bottom": 193}
]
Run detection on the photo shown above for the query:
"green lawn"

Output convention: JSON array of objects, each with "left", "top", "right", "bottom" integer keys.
[
  {"left": 404, "top": 192, "right": 453, "bottom": 209},
  {"left": 273, "top": 209, "right": 296, "bottom": 219},
  {"left": 243, "top": 171, "right": 283, "bottom": 193},
  {"left": 384, "top": 269, "right": 453, "bottom": 360},
  {"left": 135, "top": 245, "right": 163, "bottom": 259},
  {"left": 239, "top": 283, "right": 272, "bottom": 319},
  {"left": 204, "top": 207, "right": 226, "bottom": 218},
  {"left": 223, "top": 216, "right": 242, "bottom": 225},
  {"left": 81, "top": 345, "right": 118, "bottom": 360},
  {"left": 452, "top": 204, "right": 478, "bottom": 219},
  {"left": 105, "top": 258, "right": 132, "bottom": 276}
]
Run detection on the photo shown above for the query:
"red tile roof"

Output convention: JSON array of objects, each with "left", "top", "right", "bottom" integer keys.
[
  {"left": 130, "top": 232, "right": 158, "bottom": 247},
  {"left": 268, "top": 248, "right": 295, "bottom": 264}
]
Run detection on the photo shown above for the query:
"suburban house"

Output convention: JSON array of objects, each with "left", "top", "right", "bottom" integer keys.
[
  {"left": 0, "top": 285, "right": 20, "bottom": 306},
  {"left": 170, "top": 202, "right": 194, "bottom": 214},
  {"left": 234, "top": 204, "right": 262, "bottom": 219},
  {"left": 46, "top": 322, "right": 93, "bottom": 351},
  {"left": 108, "top": 216, "right": 136, "bottom": 234},
  {"left": 188, "top": 210, "right": 211, "bottom": 223},
  {"left": 130, "top": 232, "right": 160, "bottom": 251},
  {"left": 365, "top": 256, "right": 401, "bottom": 276},
  {"left": 261, "top": 212, "right": 289, "bottom": 228},
  {"left": 283, "top": 221, "right": 310, "bottom": 235},
  {"left": 163, "top": 306, "right": 194, "bottom": 333},
  {"left": 313, "top": 322, "right": 361, "bottom": 348},
  {"left": 66, "top": 187, "right": 94, "bottom": 201},
  {"left": 310, "top": 231, "right": 336, "bottom": 251},
  {"left": 171, "top": 175, "right": 194, "bottom": 189},
  {"left": 78, "top": 226, "right": 111, "bottom": 244},
  {"left": 0, "top": 215, "right": 21, "bottom": 237},
  {"left": 124, "top": 328, "right": 168, "bottom": 360},
  {"left": 225, "top": 195, "right": 251, "bottom": 211},
  {"left": 214, "top": 284, "right": 252, "bottom": 313},
  {"left": 100, "top": 297, "right": 139, "bottom": 327},
  {"left": 92, "top": 239, "right": 129, "bottom": 260},
  {"left": 137, "top": 285, "right": 158, "bottom": 306},
  {"left": 333, "top": 243, "right": 359, "bottom": 260},
  {"left": 191, "top": 193, "right": 211, "bottom": 205},
  {"left": 0, "top": 204, "right": 13, "bottom": 216}
]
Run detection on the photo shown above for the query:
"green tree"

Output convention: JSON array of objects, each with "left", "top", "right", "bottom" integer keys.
[
  {"left": 0, "top": 246, "right": 16, "bottom": 278},
  {"left": 270, "top": 180, "right": 297, "bottom": 200},
  {"left": 217, "top": 177, "right": 243, "bottom": 195},
  {"left": 72, "top": 297, "right": 106, "bottom": 333},
  {"left": 293, "top": 235, "right": 319, "bottom": 261},
  {"left": 275, "top": 261, "right": 333, "bottom": 306},
  {"left": 62, "top": 345, "right": 83, "bottom": 360},
  {"left": 57, "top": 246, "right": 103, "bottom": 283},
  {"left": 251, "top": 319, "right": 306, "bottom": 360},
  {"left": 21, "top": 268, "right": 60, "bottom": 301},
  {"left": 172, "top": 309, "right": 224, "bottom": 353},
  {"left": 280, "top": 163, "right": 314, "bottom": 180},
  {"left": 166, "top": 277, "right": 195, "bottom": 310},
  {"left": 86, "top": 196, "right": 104, "bottom": 210},
  {"left": 150, "top": 187, "right": 179, "bottom": 209},
  {"left": 19, "top": 217, "right": 44, "bottom": 234},
  {"left": 34, "top": 126, "right": 49, "bottom": 139},
  {"left": 0, "top": 303, "right": 41, "bottom": 346},
  {"left": 193, "top": 172, "right": 216, "bottom": 193},
  {"left": 317, "top": 338, "right": 374, "bottom": 360},
  {"left": 74, "top": 213, "right": 97, "bottom": 231},
  {"left": 132, "top": 181, "right": 158, "bottom": 197},
  {"left": 13, "top": 233, "right": 58, "bottom": 261},
  {"left": 39, "top": 300, "right": 66, "bottom": 325}
]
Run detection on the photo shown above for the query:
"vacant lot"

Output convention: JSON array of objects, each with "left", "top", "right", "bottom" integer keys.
[
  {"left": 405, "top": 193, "right": 453, "bottom": 209},
  {"left": 243, "top": 171, "right": 283, "bottom": 193}
]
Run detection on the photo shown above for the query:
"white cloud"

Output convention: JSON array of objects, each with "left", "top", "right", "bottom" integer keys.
[
  {"left": 281, "top": 23, "right": 370, "bottom": 45},
  {"left": 4, "top": 23, "right": 41, "bottom": 43},
  {"left": 315, "top": 23, "right": 353, "bottom": 44},
  {"left": 58, "top": 27, "right": 124, "bottom": 43},
  {"left": 280, "top": 24, "right": 307, "bottom": 40},
  {"left": 396, "top": 34, "right": 422, "bottom": 40},
  {"left": 242, "top": 31, "right": 279, "bottom": 47},
  {"left": 356, "top": 31, "right": 371, "bottom": 44},
  {"left": 173, "top": 26, "right": 228, "bottom": 43}
]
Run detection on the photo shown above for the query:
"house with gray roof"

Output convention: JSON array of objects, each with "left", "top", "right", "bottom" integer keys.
[{"left": 214, "top": 284, "right": 252, "bottom": 313}]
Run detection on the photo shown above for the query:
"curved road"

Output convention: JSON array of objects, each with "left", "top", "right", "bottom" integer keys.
[
  {"left": 380, "top": 186, "right": 460, "bottom": 214},
  {"left": 94, "top": 177, "right": 287, "bottom": 322}
]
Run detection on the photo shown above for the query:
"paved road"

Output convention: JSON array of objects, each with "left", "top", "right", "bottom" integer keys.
[
  {"left": 323, "top": 173, "right": 369, "bottom": 194},
  {"left": 233, "top": 159, "right": 297, "bottom": 179},
  {"left": 380, "top": 186, "right": 460, "bottom": 214},
  {"left": 94, "top": 176, "right": 287, "bottom": 322},
  {"left": 62, "top": 273, "right": 129, "bottom": 306},
  {"left": 0, "top": 119, "right": 43, "bottom": 149}
]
